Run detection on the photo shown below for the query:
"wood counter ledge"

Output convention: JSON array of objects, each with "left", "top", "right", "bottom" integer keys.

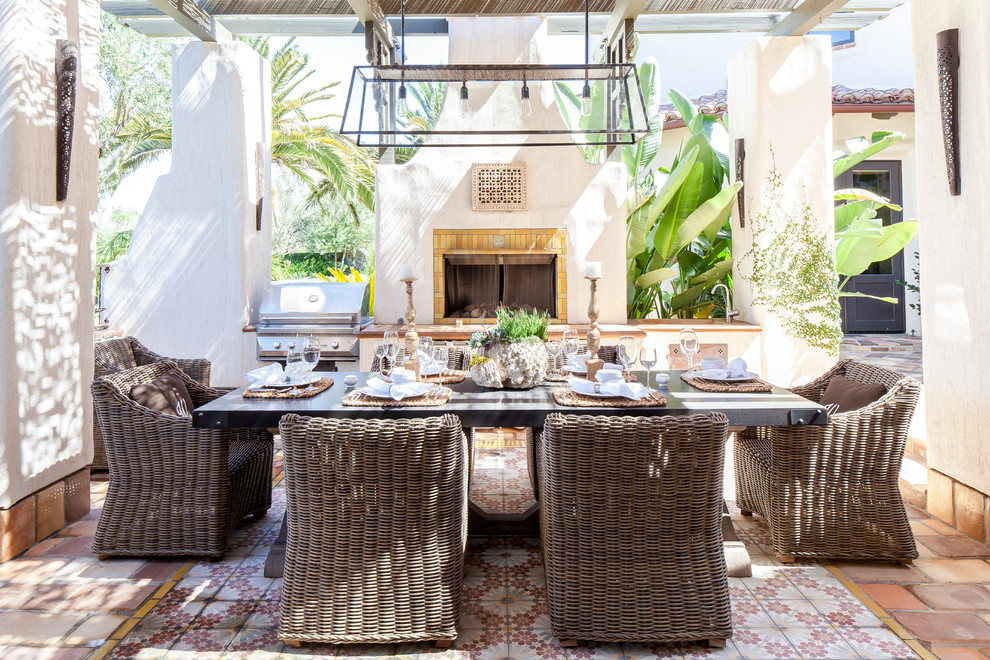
[{"left": 358, "top": 323, "right": 648, "bottom": 341}]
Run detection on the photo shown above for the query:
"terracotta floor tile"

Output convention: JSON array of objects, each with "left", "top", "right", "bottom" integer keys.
[
  {"left": 925, "top": 519, "right": 966, "bottom": 536},
  {"left": 931, "top": 647, "right": 990, "bottom": 660},
  {"left": 0, "top": 558, "right": 67, "bottom": 582},
  {"left": 54, "top": 583, "right": 158, "bottom": 612},
  {"left": 55, "top": 520, "right": 99, "bottom": 537},
  {"left": 921, "top": 536, "right": 990, "bottom": 558},
  {"left": 832, "top": 560, "right": 932, "bottom": 583},
  {"left": 40, "top": 536, "right": 96, "bottom": 557},
  {"left": 0, "top": 582, "right": 79, "bottom": 610},
  {"left": 24, "top": 538, "right": 66, "bottom": 557},
  {"left": 63, "top": 613, "right": 127, "bottom": 645},
  {"left": 915, "top": 559, "right": 990, "bottom": 583},
  {"left": 908, "top": 584, "right": 990, "bottom": 610},
  {"left": 0, "top": 647, "right": 91, "bottom": 660},
  {"left": 893, "top": 611, "right": 990, "bottom": 643},
  {"left": 861, "top": 583, "right": 927, "bottom": 610},
  {"left": 906, "top": 504, "right": 929, "bottom": 520},
  {"left": 0, "top": 612, "right": 88, "bottom": 645},
  {"left": 911, "top": 520, "right": 939, "bottom": 537},
  {"left": 131, "top": 560, "right": 185, "bottom": 582}
]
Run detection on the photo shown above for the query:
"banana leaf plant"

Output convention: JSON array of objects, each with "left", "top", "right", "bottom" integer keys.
[
  {"left": 833, "top": 131, "right": 919, "bottom": 303},
  {"left": 626, "top": 89, "right": 740, "bottom": 319}
]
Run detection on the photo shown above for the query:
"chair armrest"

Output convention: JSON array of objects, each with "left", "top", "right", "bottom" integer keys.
[
  {"left": 158, "top": 362, "right": 230, "bottom": 408},
  {"left": 131, "top": 339, "right": 211, "bottom": 386},
  {"left": 787, "top": 359, "right": 851, "bottom": 402}
]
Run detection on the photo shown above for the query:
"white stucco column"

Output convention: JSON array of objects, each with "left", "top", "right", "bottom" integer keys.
[
  {"left": 106, "top": 40, "right": 272, "bottom": 387},
  {"left": 912, "top": 1, "right": 990, "bottom": 497},
  {"left": 0, "top": 0, "right": 99, "bottom": 508},
  {"left": 728, "top": 37, "right": 838, "bottom": 387}
]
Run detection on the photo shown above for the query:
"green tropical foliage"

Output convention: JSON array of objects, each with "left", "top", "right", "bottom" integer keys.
[
  {"left": 833, "top": 131, "right": 919, "bottom": 303},
  {"left": 395, "top": 81, "right": 446, "bottom": 164}
]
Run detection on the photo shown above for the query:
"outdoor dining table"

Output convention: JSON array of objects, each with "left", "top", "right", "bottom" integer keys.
[{"left": 192, "top": 370, "right": 827, "bottom": 578}]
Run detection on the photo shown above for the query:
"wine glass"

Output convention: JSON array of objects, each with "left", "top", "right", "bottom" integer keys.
[
  {"left": 434, "top": 343, "right": 449, "bottom": 374},
  {"left": 383, "top": 331, "right": 398, "bottom": 375},
  {"left": 285, "top": 346, "right": 305, "bottom": 391},
  {"left": 301, "top": 336, "right": 321, "bottom": 392},
  {"left": 617, "top": 335, "right": 637, "bottom": 378},
  {"left": 419, "top": 336, "right": 434, "bottom": 373},
  {"left": 561, "top": 329, "right": 579, "bottom": 371},
  {"left": 639, "top": 346, "right": 657, "bottom": 386},
  {"left": 546, "top": 340, "right": 562, "bottom": 375},
  {"left": 374, "top": 341, "right": 387, "bottom": 376},
  {"left": 679, "top": 327, "right": 699, "bottom": 373}
]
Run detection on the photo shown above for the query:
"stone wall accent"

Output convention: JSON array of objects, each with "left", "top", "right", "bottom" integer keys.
[
  {"left": 0, "top": 468, "right": 90, "bottom": 563},
  {"left": 927, "top": 468, "right": 990, "bottom": 546}
]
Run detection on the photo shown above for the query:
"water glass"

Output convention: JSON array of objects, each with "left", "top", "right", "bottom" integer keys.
[
  {"left": 285, "top": 346, "right": 305, "bottom": 389},
  {"left": 617, "top": 335, "right": 636, "bottom": 377},
  {"left": 639, "top": 346, "right": 657, "bottom": 385},
  {"left": 679, "top": 327, "right": 699, "bottom": 373},
  {"left": 546, "top": 340, "right": 562, "bottom": 375},
  {"left": 562, "top": 329, "right": 579, "bottom": 368},
  {"left": 434, "top": 344, "right": 449, "bottom": 373},
  {"left": 374, "top": 341, "right": 387, "bottom": 375},
  {"left": 301, "top": 335, "right": 321, "bottom": 391},
  {"left": 383, "top": 331, "right": 398, "bottom": 374},
  {"left": 419, "top": 336, "right": 434, "bottom": 371}
]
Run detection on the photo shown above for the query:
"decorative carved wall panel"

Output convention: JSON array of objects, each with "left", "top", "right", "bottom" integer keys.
[
  {"left": 471, "top": 163, "right": 527, "bottom": 211},
  {"left": 56, "top": 40, "right": 78, "bottom": 203},
  {"left": 937, "top": 28, "right": 960, "bottom": 196}
]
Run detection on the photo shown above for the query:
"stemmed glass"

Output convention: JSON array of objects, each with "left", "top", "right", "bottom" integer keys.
[
  {"left": 374, "top": 341, "right": 387, "bottom": 376},
  {"left": 679, "top": 327, "right": 699, "bottom": 373},
  {"left": 434, "top": 343, "right": 449, "bottom": 374},
  {"left": 301, "top": 336, "right": 321, "bottom": 392},
  {"left": 546, "top": 340, "right": 562, "bottom": 375},
  {"left": 419, "top": 336, "right": 434, "bottom": 373},
  {"left": 617, "top": 335, "right": 637, "bottom": 378},
  {"left": 383, "top": 331, "right": 398, "bottom": 375},
  {"left": 285, "top": 346, "right": 305, "bottom": 392},
  {"left": 639, "top": 346, "right": 657, "bottom": 386},
  {"left": 561, "top": 329, "right": 579, "bottom": 371}
]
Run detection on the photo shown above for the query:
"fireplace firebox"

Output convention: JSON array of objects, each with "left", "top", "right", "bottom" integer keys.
[{"left": 444, "top": 254, "right": 556, "bottom": 319}]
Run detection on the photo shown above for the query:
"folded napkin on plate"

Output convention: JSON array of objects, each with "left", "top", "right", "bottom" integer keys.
[
  {"left": 568, "top": 370, "right": 651, "bottom": 400},
  {"left": 410, "top": 350, "right": 443, "bottom": 374},
  {"left": 602, "top": 363, "right": 623, "bottom": 371},
  {"left": 564, "top": 354, "right": 589, "bottom": 372},
  {"left": 693, "top": 357, "right": 752, "bottom": 380},
  {"left": 242, "top": 363, "right": 287, "bottom": 390},
  {"left": 364, "top": 369, "right": 433, "bottom": 400}
]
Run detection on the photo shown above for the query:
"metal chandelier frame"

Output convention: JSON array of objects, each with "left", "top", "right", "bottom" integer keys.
[{"left": 338, "top": 0, "right": 650, "bottom": 149}]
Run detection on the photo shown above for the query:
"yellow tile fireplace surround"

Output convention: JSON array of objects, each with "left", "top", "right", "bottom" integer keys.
[{"left": 433, "top": 228, "right": 568, "bottom": 324}]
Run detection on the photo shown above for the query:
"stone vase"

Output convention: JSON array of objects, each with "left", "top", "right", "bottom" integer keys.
[{"left": 491, "top": 340, "right": 549, "bottom": 389}]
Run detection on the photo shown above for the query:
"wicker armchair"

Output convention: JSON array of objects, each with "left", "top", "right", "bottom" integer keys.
[
  {"left": 92, "top": 361, "right": 273, "bottom": 560},
  {"left": 734, "top": 359, "right": 921, "bottom": 562},
  {"left": 536, "top": 412, "right": 731, "bottom": 648},
  {"left": 277, "top": 413, "right": 469, "bottom": 647},
  {"left": 91, "top": 336, "right": 211, "bottom": 470}
]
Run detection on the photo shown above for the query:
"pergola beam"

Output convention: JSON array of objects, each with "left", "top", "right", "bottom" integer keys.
[
  {"left": 766, "top": 0, "right": 852, "bottom": 36},
  {"left": 592, "top": 0, "right": 648, "bottom": 63},
  {"left": 146, "top": 0, "right": 232, "bottom": 41},
  {"left": 347, "top": 0, "right": 396, "bottom": 54}
]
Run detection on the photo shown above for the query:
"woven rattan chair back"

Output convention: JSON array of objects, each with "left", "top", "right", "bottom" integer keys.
[
  {"left": 277, "top": 413, "right": 469, "bottom": 646},
  {"left": 370, "top": 345, "right": 470, "bottom": 373},
  {"left": 537, "top": 412, "right": 731, "bottom": 646},
  {"left": 734, "top": 359, "right": 921, "bottom": 561},
  {"left": 92, "top": 362, "right": 273, "bottom": 559}
]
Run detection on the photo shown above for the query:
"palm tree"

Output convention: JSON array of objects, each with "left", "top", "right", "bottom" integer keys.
[{"left": 100, "top": 37, "right": 375, "bottom": 221}]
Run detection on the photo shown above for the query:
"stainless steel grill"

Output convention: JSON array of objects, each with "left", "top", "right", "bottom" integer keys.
[{"left": 256, "top": 280, "right": 371, "bottom": 371}]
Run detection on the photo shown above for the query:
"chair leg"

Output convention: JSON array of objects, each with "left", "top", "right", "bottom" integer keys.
[
  {"left": 740, "top": 510, "right": 754, "bottom": 517},
  {"left": 284, "top": 639, "right": 302, "bottom": 648},
  {"left": 778, "top": 554, "right": 796, "bottom": 563},
  {"left": 252, "top": 509, "right": 268, "bottom": 521},
  {"left": 560, "top": 639, "right": 579, "bottom": 648},
  {"left": 435, "top": 640, "right": 453, "bottom": 649},
  {"left": 708, "top": 638, "right": 727, "bottom": 648},
  {"left": 98, "top": 554, "right": 114, "bottom": 560}
]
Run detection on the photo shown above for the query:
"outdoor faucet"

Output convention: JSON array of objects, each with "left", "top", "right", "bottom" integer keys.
[{"left": 711, "top": 283, "right": 740, "bottom": 323}]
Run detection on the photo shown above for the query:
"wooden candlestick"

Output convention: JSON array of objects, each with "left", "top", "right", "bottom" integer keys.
[
  {"left": 401, "top": 277, "right": 421, "bottom": 380},
  {"left": 584, "top": 276, "right": 604, "bottom": 381}
]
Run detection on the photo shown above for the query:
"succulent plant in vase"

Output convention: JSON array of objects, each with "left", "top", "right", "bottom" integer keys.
[{"left": 468, "top": 307, "right": 550, "bottom": 389}]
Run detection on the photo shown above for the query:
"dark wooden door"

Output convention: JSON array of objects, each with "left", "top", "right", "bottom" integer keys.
[{"left": 838, "top": 160, "right": 906, "bottom": 333}]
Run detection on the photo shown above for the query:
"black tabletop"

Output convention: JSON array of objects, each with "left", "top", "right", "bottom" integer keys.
[{"left": 193, "top": 371, "right": 827, "bottom": 430}]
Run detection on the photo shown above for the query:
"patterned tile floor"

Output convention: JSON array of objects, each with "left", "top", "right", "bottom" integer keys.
[
  {"left": 840, "top": 335, "right": 923, "bottom": 383},
  {"left": 9, "top": 429, "right": 990, "bottom": 660}
]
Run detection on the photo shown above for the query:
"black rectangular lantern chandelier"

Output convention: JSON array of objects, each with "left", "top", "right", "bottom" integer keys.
[{"left": 338, "top": 1, "right": 650, "bottom": 148}]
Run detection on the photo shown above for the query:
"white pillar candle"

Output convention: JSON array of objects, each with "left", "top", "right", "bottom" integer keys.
[
  {"left": 398, "top": 263, "right": 416, "bottom": 280},
  {"left": 584, "top": 261, "right": 602, "bottom": 278}
]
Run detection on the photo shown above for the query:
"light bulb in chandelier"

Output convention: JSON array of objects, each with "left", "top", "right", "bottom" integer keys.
[
  {"left": 520, "top": 83, "right": 533, "bottom": 118},
  {"left": 581, "top": 83, "right": 592, "bottom": 117},
  {"left": 396, "top": 84, "right": 409, "bottom": 119},
  {"left": 458, "top": 82, "right": 470, "bottom": 118}
]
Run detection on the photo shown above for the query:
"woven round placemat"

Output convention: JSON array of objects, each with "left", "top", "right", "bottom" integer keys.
[
  {"left": 378, "top": 371, "right": 467, "bottom": 384},
  {"left": 545, "top": 372, "right": 637, "bottom": 383},
  {"left": 243, "top": 377, "right": 334, "bottom": 399},
  {"left": 342, "top": 386, "right": 453, "bottom": 407},
  {"left": 681, "top": 373, "right": 772, "bottom": 393},
  {"left": 552, "top": 388, "right": 666, "bottom": 408}
]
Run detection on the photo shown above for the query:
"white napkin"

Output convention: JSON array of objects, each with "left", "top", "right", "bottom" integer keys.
[
  {"left": 568, "top": 370, "right": 651, "bottom": 400},
  {"left": 243, "top": 363, "right": 287, "bottom": 390},
  {"left": 414, "top": 349, "right": 442, "bottom": 374},
  {"left": 364, "top": 369, "right": 432, "bottom": 400},
  {"left": 564, "top": 353, "right": 588, "bottom": 372},
  {"left": 694, "top": 358, "right": 752, "bottom": 381},
  {"left": 602, "top": 363, "right": 623, "bottom": 371}
]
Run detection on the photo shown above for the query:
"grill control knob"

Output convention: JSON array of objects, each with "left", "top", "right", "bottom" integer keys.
[
  {"left": 273, "top": 341, "right": 281, "bottom": 349},
  {"left": 331, "top": 340, "right": 340, "bottom": 349},
  {"left": 289, "top": 342, "right": 296, "bottom": 349}
]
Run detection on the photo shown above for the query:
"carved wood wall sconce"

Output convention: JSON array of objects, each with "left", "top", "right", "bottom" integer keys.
[
  {"left": 56, "top": 40, "right": 78, "bottom": 204},
  {"left": 734, "top": 138, "right": 746, "bottom": 227},
  {"left": 937, "top": 28, "right": 960, "bottom": 196}
]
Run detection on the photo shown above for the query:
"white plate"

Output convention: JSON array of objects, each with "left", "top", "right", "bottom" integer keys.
[
  {"left": 359, "top": 384, "right": 434, "bottom": 400},
  {"left": 562, "top": 365, "right": 587, "bottom": 375},
  {"left": 692, "top": 371, "right": 760, "bottom": 382},
  {"left": 253, "top": 374, "right": 320, "bottom": 390},
  {"left": 571, "top": 389, "right": 623, "bottom": 399}
]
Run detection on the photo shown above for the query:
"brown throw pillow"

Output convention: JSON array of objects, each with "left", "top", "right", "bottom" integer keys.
[
  {"left": 130, "top": 372, "right": 194, "bottom": 418},
  {"left": 818, "top": 375, "right": 887, "bottom": 414}
]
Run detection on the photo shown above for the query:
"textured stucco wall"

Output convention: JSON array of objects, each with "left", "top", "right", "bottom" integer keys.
[
  {"left": 728, "top": 37, "right": 837, "bottom": 387},
  {"left": 374, "top": 17, "right": 627, "bottom": 326},
  {"left": 106, "top": 41, "right": 272, "bottom": 387},
  {"left": 0, "top": 0, "right": 99, "bottom": 507},
  {"left": 912, "top": 0, "right": 990, "bottom": 495}
]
